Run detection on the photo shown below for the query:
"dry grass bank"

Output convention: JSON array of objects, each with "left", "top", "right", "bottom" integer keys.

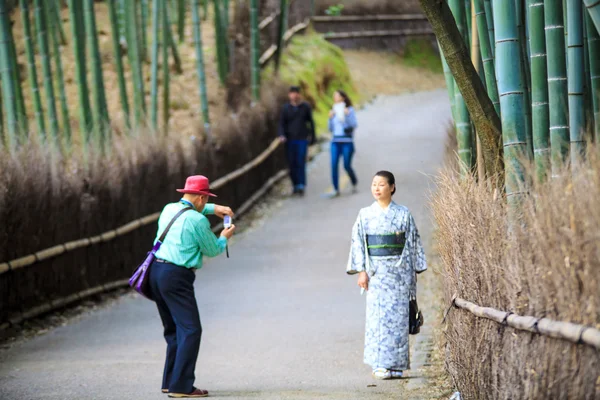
[{"left": 431, "top": 140, "right": 600, "bottom": 399}]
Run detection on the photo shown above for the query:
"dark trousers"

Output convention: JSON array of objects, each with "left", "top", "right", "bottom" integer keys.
[
  {"left": 331, "top": 141, "right": 358, "bottom": 191},
  {"left": 148, "top": 261, "right": 201, "bottom": 394},
  {"left": 285, "top": 139, "right": 308, "bottom": 190}
]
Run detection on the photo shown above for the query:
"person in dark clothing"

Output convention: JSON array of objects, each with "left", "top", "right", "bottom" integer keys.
[{"left": 278, "top": 86, "right": 316, "bottom": 196}]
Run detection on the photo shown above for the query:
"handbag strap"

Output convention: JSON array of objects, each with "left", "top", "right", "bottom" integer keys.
[{"left": 158, "top": 206, "right": 192, "bottom": 243}]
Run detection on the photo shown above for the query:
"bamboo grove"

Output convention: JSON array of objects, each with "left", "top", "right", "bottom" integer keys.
[
  {"left": 432, "top": 0, "right": 600, "bottom": 200},
  {"left": 0, "top": 0, "right": 271, "bottom": 157}
]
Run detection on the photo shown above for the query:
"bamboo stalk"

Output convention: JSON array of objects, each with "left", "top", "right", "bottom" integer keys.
[
  {"left": 126, "top": 0, "right": 146, "bottom": 126},
  {"left": 51, "top": 0, "right": 67, "bottom": 45},
  {"left": 586, "top": 12, "right": 600, "bottom": 144},
  {"left": 483, "top": 0, "right": 494, "bottom": 57},
  {"left": 0, "top": 0, "right": 18, "bottom": 151},
  {"left": 471, "top": 0, "right": 485, "bottom": 182},
  {"left": 48, "top": 0, "right": 72, "bottom": 149},
  {"left": 585, "top": 0, "right": 600, "bottom": 41},
  {"left": 213, "top": 0, "right": 229, "bottom": 85},
  {"left": 517, "top": 0, "right": 533, "bottom": 159},
  {"left": 150, "top": 0, "right": 161, "bottom": 131},
  {"left": 34, "top": 0, "right": 60, "bottom": 150},
  {"left": 567, "top": 0, "right": 585, "bottom": 165},
  {"left": 275, "top": 0, "right": 288, "bottom": 73},
  {"left": 191, "top": 0, "right": 211, "bottom": 133},
  {"left": 162, "top": 0, "right": 171, "bottom": 133},
  {"left": 474, "top": 0, "right": 500, "bottom": 115},
  {"left": 20, "top": 0, "right": 46, "bottom": 142},
  {"left": 107, "top": 0, "right": 130, "bottom": 129},
  {"left": 67, "top": 0, "right": 92, "bottom": 152},
  {"left": 84, "top": 0, "right": 110, "bottom": 149},
  {"left": 177, "top": 0, "right": 185, "bottom": 42},
  {"left": 493, "top": 0, "right": 528, "bottom": 202},
  {"left": 528, "top": 0, "right": 551, "bottom": 181},
  {"left": 7, "top": 15, "right": 28, "bottom": 137},
  {"left": 449, "top": 0, "right": 475, "bottom": 174},
  {"left": 250, "top": 0, "right": 260, "bottom": 100},
  {"left": 164, "top": 6, "right": 183, "bottom": 74},
  {"left": 545, "top": 0, "right": 570, "bottom": 176},
  {"left": 141, "top": 0, "right": 149, "bottom": 61}
]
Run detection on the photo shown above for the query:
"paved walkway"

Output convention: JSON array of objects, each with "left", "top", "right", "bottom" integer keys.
[{"left": 0, "top": 90, "right": 451, "bottom": 400}]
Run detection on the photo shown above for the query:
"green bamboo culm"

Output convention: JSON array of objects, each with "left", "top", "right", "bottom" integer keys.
[
  {"left": 439, "top": 46, "right": 457, "bottom": 122},
  {"left": 584, "top": 0, "right": 600, "bottom": 40},
  {"left": 177, "top": 0, "right": 185, "bottom": 42},
  {"left": 0, "top": 0, "right": 19, "bottom": 150},
  {"left": 250, "top": 0, "right": 260, "bottom": 100},
  {"left": 464, "top": 0, "right": 472, "bottom": 50},
  {"left": 117, "top": 0, "right": 127, "bottom": 46},
  {"left": 544, "top": 0, "right": 570, "bottom": 176},
  {"left": 311, "top": 0, "right": 316, "bottom": 16},
  {"left": 567, "top": 0, "right": 585, "bottom": 165},
  {"left": 483, "top": 0, "right": 494, "bottom": 58},
  {"left": 162, "top": 0, "right": 171, "bottom": 133},
  {"left": 213, "top": 0, "right": 229, "bottom": 85},
  {"left": 107, "top": 0, "right": 131, "bottom": 129},
  {"left": 191, "top": 0, "right": 211, "bottom": 133},
  {"left": 84, "top": 0, "right": 110, "bottom": 149},
  {"left": 165, "top": 6, "right": 183, "bottom": 73},
  {"left": 275, "top": 0, "right": 289, "bottom": 73},
  {"left": 51, "top": 0, "right": 67, "bottom": 45},
  {"left": 150, "top": 0, "right": 161, "bottom": 131},
  {"left": 126, "top": 0, "right": 146, "bottom": 127},
  {"left": 474, "top": 0, "right": 500, "bottom": 115},
  {"left": 20, "top": 0, "right": 46, "bottom": 142},
  {"left": 528, "top": 0, "right": 551, "bottom": 181},
  {"left": 449, "top": 0, "right": 475, "bottom": 174},
  {"left": 586, "top": 12, "right": 600, "bottom": 144},
  {"left": 493, "top": 0, "right": 528, "bottom": 202},
  {"left": 67, "top": 0, "right": 93, "bottom": 149},
  {"left": 141, "top": 0, "right": 149, "bottom": 61},
  {"left": 34, "top": 0, "right": 60, "bottom": 150},
  {"left": 517, "top": 0, "right": 533, "bottom": 158},
  {"left": 7, "top": 12, "right": 28, "bottom": 137},
  {"left": 202, "top": 0, "right": 208, "bottom": 20},
  {"left": 48, "top": 0, "right": 72, "bottom": 149}
]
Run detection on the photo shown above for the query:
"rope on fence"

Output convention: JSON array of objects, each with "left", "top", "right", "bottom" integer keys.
[
  {"left": 453, "top": 297, "right": 600, "bottom": 351},
  {"left": 0, "top": 139, "right": 283, "bottom": 276}
]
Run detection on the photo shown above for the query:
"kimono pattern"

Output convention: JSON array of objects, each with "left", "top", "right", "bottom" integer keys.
[{"left": 347, "top": 202, "right": 427, "bottom": 370}]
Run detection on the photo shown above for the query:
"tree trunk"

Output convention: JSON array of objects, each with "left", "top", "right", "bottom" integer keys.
[{"left": 419, "top": 0, "right": 503, "bottom": 180}]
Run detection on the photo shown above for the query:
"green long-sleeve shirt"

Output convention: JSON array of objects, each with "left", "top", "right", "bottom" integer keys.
[{"left": 153, "top": 201, "right": 227, "bottom": 269}]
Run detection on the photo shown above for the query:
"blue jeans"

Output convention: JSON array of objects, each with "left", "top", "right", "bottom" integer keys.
[
  {"left": 331, "top": 141, "right": 358, "bottom": 191},
  {"left": 149, "top": 261, "right": 201, "bottom": 394},
  {"left": 285, "top": 140, "right": 308, "bottom": 189}
]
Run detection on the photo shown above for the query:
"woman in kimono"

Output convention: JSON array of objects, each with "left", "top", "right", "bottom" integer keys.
[{"left": 347, "top": 170, "right": 427, "bottom": 380}]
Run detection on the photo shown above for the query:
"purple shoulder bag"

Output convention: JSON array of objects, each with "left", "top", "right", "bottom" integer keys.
[{"left": 128, "top": 206, "right": 192, "bottom": 300}]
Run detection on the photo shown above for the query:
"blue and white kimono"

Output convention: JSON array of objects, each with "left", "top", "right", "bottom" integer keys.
[{"left": 347, "top": 202, "right": 427, "bottom": 370}]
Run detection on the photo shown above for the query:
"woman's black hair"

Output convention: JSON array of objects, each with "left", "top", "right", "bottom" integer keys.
[
  {"left": 335, "top": 89, "right": 353, "bottom": 107},
  {"left": 375, "top": 170, "right": 396, "bottom": 195}
]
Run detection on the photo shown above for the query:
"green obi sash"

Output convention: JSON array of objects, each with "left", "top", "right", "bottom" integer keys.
[{"left": 366, "top": 232, "right": 406, "bottom": 256}]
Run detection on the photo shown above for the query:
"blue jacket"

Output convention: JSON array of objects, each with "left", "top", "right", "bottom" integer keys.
[{"left": 328, "top": 106, "right": 357, "bottom": 143}]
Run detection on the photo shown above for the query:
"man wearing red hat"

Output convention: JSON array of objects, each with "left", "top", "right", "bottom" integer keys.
[{"left": 148, "top": 175, "right": 235, "bottom": 398}]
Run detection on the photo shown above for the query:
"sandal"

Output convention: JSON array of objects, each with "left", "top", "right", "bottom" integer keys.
[
  {"left": 372, "top": 368, "right": 392, "bottom": 380},
  {"left": 390, "top": 370, "right": 403, "bottom": 379}
]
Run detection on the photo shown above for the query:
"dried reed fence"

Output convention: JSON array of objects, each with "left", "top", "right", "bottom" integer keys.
[
  {"left": 431, "top": 134, "right": 600, "bottom": 399},
  {"left": 0, "top": 85, "right": 289, "bottom": 330}
]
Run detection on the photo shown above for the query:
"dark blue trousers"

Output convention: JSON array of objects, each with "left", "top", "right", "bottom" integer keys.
[
  {"left": 148, "top": 261, "right": 201, "bottom": 394},
  {"left": 285, "top": 139, "right": 308, "bottom": 190},
  {"left": 331, "top": 141, "right": 358, "bottom": 192}
]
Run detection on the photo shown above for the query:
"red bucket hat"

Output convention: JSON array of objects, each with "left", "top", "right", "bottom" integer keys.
[{"left": 176, "top": 175, "right": 217, "bottom": 197}]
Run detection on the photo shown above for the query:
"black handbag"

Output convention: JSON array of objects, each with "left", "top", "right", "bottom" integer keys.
[{"left": 409, "top": 296, "right": 424, "bottom": 335}]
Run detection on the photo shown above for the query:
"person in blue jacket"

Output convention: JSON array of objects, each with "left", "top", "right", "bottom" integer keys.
[{"left": 328, "top": 90, "right": 358, "bottom": 197}]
